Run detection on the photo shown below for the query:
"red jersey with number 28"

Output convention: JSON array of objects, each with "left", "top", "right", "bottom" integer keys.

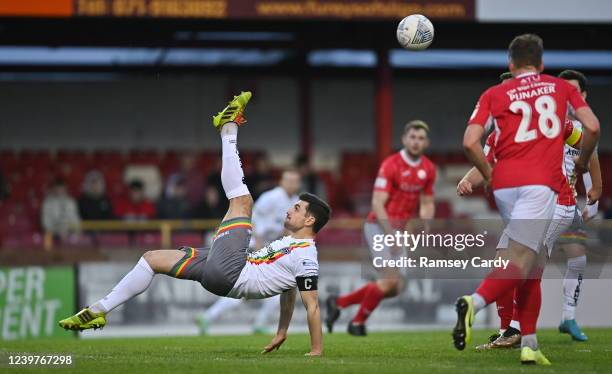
[
  {"left": 484, "top": 119, "right": 583, "bottom": 206},
  {"left": 469, "top": 72, "right": 588, "bottom": 192},
  {"left": 366, "top": 150, "right": 436, "bottom": 226}
]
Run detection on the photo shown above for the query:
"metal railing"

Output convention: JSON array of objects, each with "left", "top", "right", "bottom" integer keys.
[{"left": 43, "top": 218, "right": 365, "bottom": 250}]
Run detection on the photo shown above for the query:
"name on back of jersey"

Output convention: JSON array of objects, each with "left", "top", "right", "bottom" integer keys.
[{"left": 507, "top": 81, "right": 556, "bottom": 101}]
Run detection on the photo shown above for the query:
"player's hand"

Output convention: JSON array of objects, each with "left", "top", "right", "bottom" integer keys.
[
  {"left": 456, "top": 179, "right": 473, "bottom": 196},
  {"left": 262, "top": 333, "right": 286, "bottom": 354},
  {"left": 574, "top": 156, "right": 589, "bottom": 175},
  {"left": 304, "top": 351, "right": 322, "bottom": 356},
  {"left": 586, "top": 187, "right": 602, "bottom": 206}
]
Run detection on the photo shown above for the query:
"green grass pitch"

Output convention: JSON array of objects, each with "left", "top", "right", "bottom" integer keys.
[{"left": 2, "top": 329, "right": 611, "bottom": 373}]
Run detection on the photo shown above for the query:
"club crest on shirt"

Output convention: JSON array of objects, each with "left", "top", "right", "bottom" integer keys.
[{"left": 417, "top": 169, "right": 427, "bottom": 180}]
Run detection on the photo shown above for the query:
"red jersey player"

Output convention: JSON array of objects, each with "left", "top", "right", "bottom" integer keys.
[
  {"left": 452, "top": 34, "right": 600, "bottom": 365},
  {"left": 458, "top": 118, "right": 584, "bottom": 351},
  {"left": 325, "top": 120, "right": 436, "bottom": 336}
]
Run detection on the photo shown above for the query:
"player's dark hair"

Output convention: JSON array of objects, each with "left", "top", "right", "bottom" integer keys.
[
  {"left": 559, "top": 69, "right": 587, "bottom": 92},
  {"left": 499, "top": 72, "right": 513, "bottom": 82},
  {"left": 508, "top": 34, "right": 543, "bottom": 69},
  {"left": 299, "top": 192, "right": 331, "bottom": 233},
  {"left": 403, "top": 120, "right": 430, "bottom": 135}
]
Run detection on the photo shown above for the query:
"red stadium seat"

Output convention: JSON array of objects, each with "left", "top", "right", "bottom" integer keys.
[
  {"left": 128, "top": 149, "right": 161, "bottom": 164},
  {"left": 92, "top": 150, "right": 127, "bottom": 169},
  {"left": 0, "top": 150, "right": 18, "bottom": 173}
]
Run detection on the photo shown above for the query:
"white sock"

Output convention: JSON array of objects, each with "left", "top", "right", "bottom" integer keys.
[
  {"left": 562, "top": 255, "right": 586, "bottom": 321},
  {"left": 509, "top": 319, "right": 521, "bottom": 331},
  {"left": 91, "top": 257, "right": 154, "bottom": 313},
  {"left": 204, "top": 297, "right": 242, "bottom": 322},
  {"left": 220, "top": 122, "right": 250, "bottom": 199},
  {"left": 254, "top": 295, "right": 280, "bottom": 328},
  {"left": 471, "top": 293, "right": 486, "bottom": 314},
  {"left": 521, "top": 333, "right": 538, "bottom": 350}
]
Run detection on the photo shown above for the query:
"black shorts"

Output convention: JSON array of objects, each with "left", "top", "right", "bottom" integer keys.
[{"left": 168, "top": 217, "right": 252, "bottom": 297}]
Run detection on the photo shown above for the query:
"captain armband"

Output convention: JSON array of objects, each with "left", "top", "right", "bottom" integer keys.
[{"left": 296, "top": 276, "right": 318, "bottom": 291}]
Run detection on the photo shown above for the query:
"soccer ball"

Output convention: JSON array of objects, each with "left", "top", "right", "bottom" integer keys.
[{"left": 396, "top": 14, "right": 434, "bottom": 51}]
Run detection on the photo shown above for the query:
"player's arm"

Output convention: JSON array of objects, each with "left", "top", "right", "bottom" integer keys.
[
  {"left": 372, "top": 191, "right": 394, "bottom": 235},
  {"left": 299, "top": 288, "right": 322, "bottom": 356},
  {"left": 564, "top": 121, "right": 583, "bottom": 150},
  {"left": 463, "top": 125, "right": 491, "bottom": 183},
  {"left": 262, "top": 288, "right": 296, "bottom": 354},
  {"left": 419, "top": 195, "right": 435, "bottom": 220},
  {"left": 573, "top": 107, "right": 600, "bottom": 174},
  {"left": 457, "top": 167, "right": 484, "bottom": 196},
  {"left": 419, "top": 167, "right": 436, "bottom": 220},
  {"left": 586, "top": 152, "right": 602, "bottom": 206}
]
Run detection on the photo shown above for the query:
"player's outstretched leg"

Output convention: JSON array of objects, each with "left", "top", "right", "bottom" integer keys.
[
  {"left": 214, "top": 91, "right": 254, "bottom": 221},
  {"left": 59, "top": 92, "right": 255, "bottom": 333},
  {"left": 58, "top": 249, "right": 185, "bottom": 331},
  {"left": 474, "top": 248, "right": 522, "bottom": 350},
  {"left": 452, "top": 238, "right": 534, "bottom": 351},
  {"left": 253, "top": 296, "right": 280, "bottom": 334},
  {"left": 559, "top": 248, "right": 588, "bottom": 341},
  {"left": 327, "top": 278, "right": 401, "bottom": 336},
  {"left": 196, "top": 297, "right": 243, "bottom": 335}
]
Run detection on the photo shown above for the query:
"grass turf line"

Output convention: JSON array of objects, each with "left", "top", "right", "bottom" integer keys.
[{"left": 1, "top": 329, "right": 611, "bottom": 373}]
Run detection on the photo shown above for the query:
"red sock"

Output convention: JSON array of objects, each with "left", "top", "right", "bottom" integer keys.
[
  {"left": 511, "top": 289, "right": 519, "bottom": 326},
  {"left": 336, "top": 283, "right": 372, "bottom": 308},
  {"left": 496, "top": 288, "right": 514, "bottom": 330},
  {"left": 515, "top": 268, "right": 543, "bottom": 335},
  {"left": 475, "top": 263, "right": 524, "bottom": 305},
  {"left": 352, "top": 283, "right": 385, "bottom": 324}
]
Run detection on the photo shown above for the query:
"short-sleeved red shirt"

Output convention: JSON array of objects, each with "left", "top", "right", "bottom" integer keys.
[
  {"left": 469, "top": 72, "right": 588, "bottom": 192},
  {"left": 483, "top": 119, "right": 582, "bottom": 206},
  {"left": 366, "top": 151, "right": 436, "bottom": 226}
]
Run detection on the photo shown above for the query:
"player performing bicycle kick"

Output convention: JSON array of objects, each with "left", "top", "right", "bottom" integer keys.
[{"left": 58, "top": 92, "right": 331, "bottom": 356}]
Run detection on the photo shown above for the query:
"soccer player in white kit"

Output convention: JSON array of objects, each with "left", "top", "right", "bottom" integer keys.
[
  {"left": 555, "top": 70, "right": 602, "bottom": 341},
  {"left": 197, "top": 169, "right": 302, "bottom": 334},
  {"left": 58, "top": 92, "right": 331, "bottom": 356}
]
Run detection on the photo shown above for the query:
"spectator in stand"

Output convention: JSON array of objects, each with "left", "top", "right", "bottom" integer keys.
[
  {"left": 192, "top": 185, "right": 226, "bottom": 220},
  {"left": 245, "top": 154, "right": 275, "bottom": 200},
  {"left": 168, "top": 152, "right": 205, "bottom": 206},
  {"left": 41, "top": 178, "right": 81, "bottom": 239},
  {"left": 157, "top": 175, "right": 191, "bottom": 219},
  {"left": 78, "top": 170, "right": 114, "bottom": 220},
  {"left": 295, "top": 154, "right": 327, "bottom": 201},
  {"left": 113, "top": 179, "right": 156, "bottom": 220},
  {"left": 205, "top": 157, "right": 229, "bottom": 213}
]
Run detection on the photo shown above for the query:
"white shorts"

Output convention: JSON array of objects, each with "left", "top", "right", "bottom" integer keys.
[
  {"left": 494, "top": 185, "right": 557, "bottom": 252},
  {"left": 543, "top": 204, "right": 576, "bottom": 255}
]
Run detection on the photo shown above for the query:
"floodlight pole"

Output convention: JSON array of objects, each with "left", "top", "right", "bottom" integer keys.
[{"left": 375, "top": 48, "right": 393, "bottom": 163}]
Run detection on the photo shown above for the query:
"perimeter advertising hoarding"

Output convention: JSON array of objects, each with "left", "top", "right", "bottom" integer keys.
[
  {"left": 0, "top": 266, "right": 76, "bottom": 341},
  {"left": 0, "top": 0, "right": 474, "bottom": 20}
]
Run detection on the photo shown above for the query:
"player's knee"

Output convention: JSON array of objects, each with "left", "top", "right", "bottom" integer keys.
[
  {"left": 142, "top": 250, "right": 161, "bottom": 271},
  {"left": 377, "top": 279, "right": 400, "bottom": 296},
  {"left": 229, "top": 195, "right": 253, "bottom": 215},
  {"left": 142, "top": 250, "right": 154, "bottom": 263}
]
